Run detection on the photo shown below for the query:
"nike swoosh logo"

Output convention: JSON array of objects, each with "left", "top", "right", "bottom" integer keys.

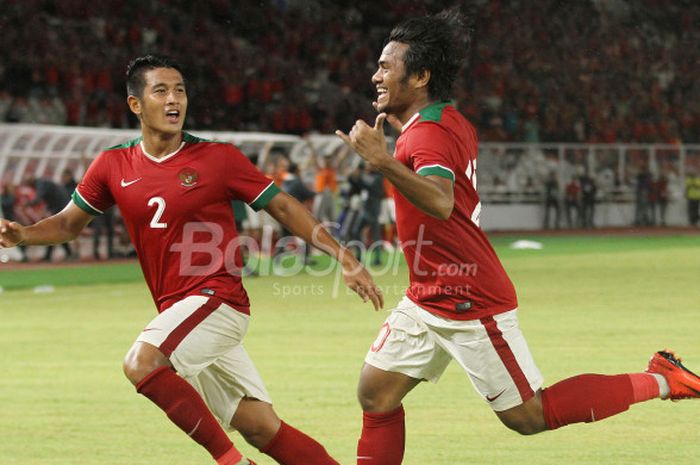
[
  {"left": 142, "top": 327, "right": 160, "bottom": 332},
  {"left": 486, "top": 389, "right": 507, "bottom": 402},
  {"left": 120, "top": 178, "right": 143, "bottom": 188}
]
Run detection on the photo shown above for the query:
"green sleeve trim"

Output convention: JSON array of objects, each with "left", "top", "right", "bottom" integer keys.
[
  {"left": 416, "top": 165, "right": 455, "bottom": 184},
  {"left": 249, "top": 182, "right": 281, "bottom": 211},
  {"left": 72, "top": 190, "right": 103, "bottom": 216}
]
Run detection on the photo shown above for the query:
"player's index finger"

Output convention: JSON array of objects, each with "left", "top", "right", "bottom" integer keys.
[{"left": 334, "top": 130, "right": 351, "bottom": 145}]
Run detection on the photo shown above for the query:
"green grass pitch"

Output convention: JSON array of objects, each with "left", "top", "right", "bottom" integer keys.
[{"left": 1, "top": 234, "right": 699, "bottom": 464}]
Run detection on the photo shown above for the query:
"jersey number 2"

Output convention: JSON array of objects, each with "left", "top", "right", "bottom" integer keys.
[{"left": 148, "top": 196, "right": 168, "bottom": 229}]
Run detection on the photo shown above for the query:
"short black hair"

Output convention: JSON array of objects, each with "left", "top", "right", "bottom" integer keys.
[
  {"left": 388, "top": 7, "right": 474, "bottom": 101},
  {"left": 126, "top": 54, "right": 184, "bottom": 98}
]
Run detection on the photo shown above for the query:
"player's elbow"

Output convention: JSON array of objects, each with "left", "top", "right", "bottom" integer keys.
[{"left": 431, "top": 199, "right": 454, "bottom": 221}]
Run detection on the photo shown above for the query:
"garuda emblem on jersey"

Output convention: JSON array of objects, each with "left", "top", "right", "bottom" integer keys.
[{"left": 178, "top": 167, "right": 199, "bottom": 187}]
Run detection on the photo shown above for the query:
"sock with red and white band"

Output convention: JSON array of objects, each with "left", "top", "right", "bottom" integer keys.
[
  {"left": 356, "top": 405, "right": 405, "bottom": 465},
  {"left": 542, "top": 373, "right": 662, "bottom": 430},
  {"left": 135, "top": 366, "right": 243, "bottom": 464},
  {"left": 260, "top": 421, "right": 339, "bottom": 465}
]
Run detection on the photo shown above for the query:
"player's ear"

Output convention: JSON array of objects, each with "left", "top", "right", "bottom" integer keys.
[
  {"left": 414, "top": 69, "right": 431, "bottom": 90},
  {"left": 127, "top": 95, "right": 142, "bottom": 116}
]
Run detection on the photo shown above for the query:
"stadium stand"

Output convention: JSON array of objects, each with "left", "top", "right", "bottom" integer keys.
[{"left": 1, "top": 0, "right": 698, "bottom": 143}]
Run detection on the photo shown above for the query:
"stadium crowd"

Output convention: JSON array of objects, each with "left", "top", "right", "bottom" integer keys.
[{"left": 1, "top": 0, "right": 699, "bottom": 143}]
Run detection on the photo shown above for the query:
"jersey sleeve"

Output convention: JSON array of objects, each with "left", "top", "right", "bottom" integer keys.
[
  {"left": 72, "top": 153, "right": 115, "bottom": 215},
  {"left": 224, "top": 145, "right": 280, "bottom": 211},
  {"left": 405, "top": 122, "right": 458, "bottom": 184}
]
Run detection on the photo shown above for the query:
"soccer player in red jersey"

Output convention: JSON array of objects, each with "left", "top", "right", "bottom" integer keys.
[
  {"left": 336, "top": 10, "right": 700, "bottom": 465},
  {"left": 0, "top": 55, "right": 383, "bottom": 465}
]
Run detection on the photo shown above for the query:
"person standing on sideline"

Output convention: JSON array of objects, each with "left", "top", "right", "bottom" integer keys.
[
  {"left": 686, "top": 168, "right": 700, "bottom": 226},
  {"left": 279, "top": 162, "right": 317, "bottom": 265},
  {"left": 634, "top": 164, "right": 652, "bottom": 226},
  {"left": 652, "top": 172, "right": 669, "bottom": 226},
  {"left": 26, "top": 176, "right": 75, "bottom": 261},
  {"left": 579, "top": 170, "right": 597, "bottom": 228},
  {"left": 542, "top": 171, "right": 560, "bottom": 229},
  {"left": 563, "top": 175, "right": 581, "bottom": 228},
  {"left": 1, "top": 55, "right": 383, "bottom": 465},
  {"left": 336, "top": 10, "right": 700, "bottom": 465}
]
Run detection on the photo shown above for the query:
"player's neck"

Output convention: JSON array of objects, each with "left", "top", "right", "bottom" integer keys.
[
  {"left": 396, "top": 97, "right": 435, "bottom": 127},
  {"left": 141, "top": 129, "right": 184, "bottom": 159}
]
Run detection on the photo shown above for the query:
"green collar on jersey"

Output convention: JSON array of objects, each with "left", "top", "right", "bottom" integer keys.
[
  {"left": 105, "top": 136, "right": 142, "bottom": 151},
  {"left": 105, "top": 132, "right": 225, "bottom": 151},
  {"left": 418, "top": 100, "right": 454, "bottom": 123}
]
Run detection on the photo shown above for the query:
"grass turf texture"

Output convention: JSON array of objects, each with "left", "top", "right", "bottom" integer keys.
[{"left": 1, "top": 234, "right": 699, "bottom": 464}]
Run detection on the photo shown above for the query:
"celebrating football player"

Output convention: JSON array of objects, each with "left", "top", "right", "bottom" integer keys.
[{"left": 0, "top": 54, "right": 383, "bottom": 465}]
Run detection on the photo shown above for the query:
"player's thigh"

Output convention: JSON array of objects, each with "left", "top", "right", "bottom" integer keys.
[
  {"left": 364, "top": 298, "right": 451, "bottom": 386},
  {"left": 135, "top": 295, "right": 249, "bottom": 378},
  {"left": 188, "top": 344, "right": 272, "bottom": 432},
  {"left": 421, "top": 308, "right": 543, "bottom": 412}
]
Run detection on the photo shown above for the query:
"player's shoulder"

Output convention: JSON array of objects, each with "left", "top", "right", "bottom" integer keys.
[
  {"left": 414, "top": 101, "right": 473, "bottom": 130},
  {"left": 103, "top": 136, "right": 142, "bottom": 154},
  {"left": 412, "top": 102, "right": 476, "bottom": 144},
  {"left": 89, "top": 136, "right": 142, "bottom": 167},
  {"left": 403, "top": 102, "right": 455, "bottom": 142}
]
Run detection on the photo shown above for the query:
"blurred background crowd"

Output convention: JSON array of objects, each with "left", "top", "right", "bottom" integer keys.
[{"left": 2, "top": 0, "right": 699, "bottom": 143}]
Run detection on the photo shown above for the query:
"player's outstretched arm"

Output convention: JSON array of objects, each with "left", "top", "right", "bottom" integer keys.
[
  {"left": 336, "top": 113, "right": 454, "bottom": 220},
  {"left": 265, "top": 192, "right": 384, "bottom": 310},
  {"left": 0, "top": 201, "right": 94, "bottom": 248}
]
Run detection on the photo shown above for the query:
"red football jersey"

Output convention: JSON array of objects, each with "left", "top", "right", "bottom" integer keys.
[
  {"left": 73, "top": 132, "right": 280, "bottom": 313},
  {"left": 395, "top": 102, "right": 517, "bottom": 320}
]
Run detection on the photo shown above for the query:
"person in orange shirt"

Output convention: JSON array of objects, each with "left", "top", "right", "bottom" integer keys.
[{"left": 304, "top": 137, "right": 350, "bottom": 230}]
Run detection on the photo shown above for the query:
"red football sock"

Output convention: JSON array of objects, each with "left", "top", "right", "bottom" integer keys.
[
  {"left": 542, "top": 373, "right": 657, "bottom": 430},
  {"left": 260, "top": 421, "right": 339, "bottom": 465},
  {"left": 356, "top": 405, "right": 405, "bottom": 465},
  {"left": 629, "top": 372, "right": 661, "bottom": 403},
  {"left": 136, "top": 366, "right": 240, "bottom": 463}
]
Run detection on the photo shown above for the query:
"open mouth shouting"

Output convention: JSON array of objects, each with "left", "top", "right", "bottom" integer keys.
[{"left": 165, "top": 108, "right": 181, "bottom": 124}]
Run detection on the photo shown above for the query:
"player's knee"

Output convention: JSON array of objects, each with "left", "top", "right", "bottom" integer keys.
[
  {"left": 122, "top": 353, "right": 147, "bottom": 385},
  {"left": 239, "top": 421, "right": 279, "bottom": 449},
  {"left": 122, "top": 344, "right": 169, "bottom": 386},
  {"left": 231, "top": 399, "right": 281, "bottom": 449},
  {"left": 357, "top": 387, "right": 397, "bottom": 413}
]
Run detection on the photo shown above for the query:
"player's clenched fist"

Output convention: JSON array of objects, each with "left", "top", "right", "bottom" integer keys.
[{"left": 0, "top": 219, "right": 26, "bottom": 248}]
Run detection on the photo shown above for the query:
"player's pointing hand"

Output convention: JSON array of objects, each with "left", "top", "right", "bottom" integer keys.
[{"left": 335, "top": 113, "right": 392, "bottom": 168}]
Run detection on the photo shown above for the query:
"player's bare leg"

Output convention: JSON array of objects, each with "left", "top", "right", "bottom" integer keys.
[
  {"left": 231, "top": 398, "right": 340, "bottom": 465},
  {"left": 230, "top": 398, "right": 281, "bottom": 448},
  {"left": 356, "top": 364, "right": 421, "bottom": 465},
  {"left": 123, "top": 342, "right": 249, "bottom": 465},
  {"left": 494, "top": 391, "right": 547, "bottom": 435}
]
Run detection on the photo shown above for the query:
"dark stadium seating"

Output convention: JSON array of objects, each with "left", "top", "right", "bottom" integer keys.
[{"left": 1, "top": 0, "right": 698, "bottom": 143}]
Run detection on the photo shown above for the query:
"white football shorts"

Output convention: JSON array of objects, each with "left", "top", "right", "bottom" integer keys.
[
  {"left": 135, "top": 295, "right": 271, "bottom": 431},
  {"left": 365, "top": 296, "right": 543, "bottom": 412}
]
